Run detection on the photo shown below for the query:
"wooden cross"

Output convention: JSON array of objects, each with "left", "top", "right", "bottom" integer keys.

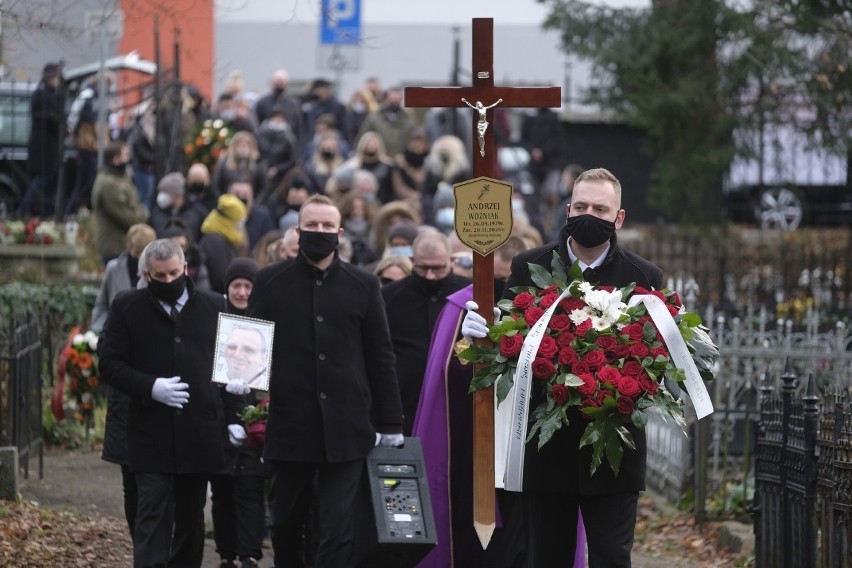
[{"left": 405, "top": 18, "right": 561, "bottom": 548}]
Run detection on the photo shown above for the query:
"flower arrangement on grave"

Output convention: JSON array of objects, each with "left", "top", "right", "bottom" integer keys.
[
  {"left": 184, "top": 118, "right": 233, "bottom": 171},
  {"left": 458, "top": 253, "right": 718, "bottom": 477},
  {"left": 238, "top": 398, "right": 269, "bottom": 452},
  {"left": 0, "top": 218, "right": 62, "bottom": 245},
  {"left": 60, "top": 328, "right": 102, "bottom": 423}
]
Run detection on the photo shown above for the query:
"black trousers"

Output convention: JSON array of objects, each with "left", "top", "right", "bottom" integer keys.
[
  {"left": 524, "top": 490, "right": 638, "bottom": 568},
  {"left": 268, "top": 459, "right": 363, "bottom": 568},
  {"left": 134, "top": 472, "right": 207, "bottom": 568},
  {"left": 210, "top": 473, "right": 266, "bottom": 561},
  {"left": 120, "top": 464, "right": 138, "bottom": 538}
]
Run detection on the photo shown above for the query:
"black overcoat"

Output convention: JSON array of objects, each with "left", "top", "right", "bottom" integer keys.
[
  {"left": 247, "top": 253, "right": 404, "bottom": 463},
  {"left": 98, "top": 281, "right": 227, "bottom": 474},
  {"left": 381, "top": 273, "right": 470, "bottom": 434},
  {"left": 503, "top": 226, "right": 663, "bottom": 495},
  {"left": 27, "top": 84, "right": 64, "bottom": 176}
]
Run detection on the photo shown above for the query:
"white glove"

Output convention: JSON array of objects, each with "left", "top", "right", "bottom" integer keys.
[
  {"left": 225, "top": 379, "right": 251, "bottom": 395},
  {"left": 379, "top": 433, "right": 405, "bottom": 448},
  {"left": 151, "top": 376, "right": 190, "bottom": 408},
  {"left": 375, "top": 432, "right": 382, "bottom": 446},
  {"left": 461, "top": 301, "right": 500, "bottom": 340},
  {"left": 228, "top": 424, "right": 247, "bottom": 446}
]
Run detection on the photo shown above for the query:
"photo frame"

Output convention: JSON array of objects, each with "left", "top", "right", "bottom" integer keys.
[{"left": 212, "top": 313, "right": 275, "bottom": 392}]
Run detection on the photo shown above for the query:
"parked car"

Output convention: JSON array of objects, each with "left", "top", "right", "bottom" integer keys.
[{"left": 723, "top": 123, "right": 849, "bottom": 230}]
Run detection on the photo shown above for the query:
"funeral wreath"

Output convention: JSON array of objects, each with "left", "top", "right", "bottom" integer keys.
[{"left": 458, "top": 252, "right": 719, "bottom": 477}]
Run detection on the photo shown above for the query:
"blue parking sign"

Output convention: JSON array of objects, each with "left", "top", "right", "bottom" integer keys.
[{"left": 320, "top": 0, "right": 361, "bottom": 45}]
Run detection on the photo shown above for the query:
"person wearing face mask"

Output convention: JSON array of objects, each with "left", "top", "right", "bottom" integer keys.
[
  {"left": 212, "top": 130, "right": 267, "bottom": 199},
  {"left": 186, "top": 162, "right": 217, "bottom": 214},
  {"left": 345, "top": 88, "right": 379, "bottom": 144},
  {"left": 338, "top": 192, "right": 378, "bottom": 266},
  {"left": 228, "top": 178, "right": 275, "bottom": 252},
  {"left": 149, "top": 172, "right": 208, "bottom": 241},
  {"left": 381, "top": 229, "right": 470, "bottom": 436},
  {"left": 247, "top": 194, "right": 404, "bottom": 568},
  {"left": 391, "top": 128, "right": 430, "bottom": 214},
  {"left": 342, "top": 132, "right": 395, "bottom": 204},
  {"left": 199, "top": 193, "right": 248, "bottom": 295},
  {"left": 356, "top": 86, "right": 414, "bottom": 157},
  {"left": 462, "top": 168, "right": 662, "bottom": 568},
  {"left": 98, "top": 238, "right": 227, "bottom": 568},
  {"left": 91, "top": 141, "right": 150, "bottom": 266},
  {"left": 254, "top": 69, "right": 303, "bottom": 152},
  {"left": 255, "top": 110, "right": 298, "bottom": 201}
]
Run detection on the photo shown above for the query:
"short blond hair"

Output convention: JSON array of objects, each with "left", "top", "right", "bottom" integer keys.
[
  {"left": 573, "top": 168, "right": 622, "bottom": 206},
  {"left": 126, "top": 224, "right": 157, "bottom": 257}
]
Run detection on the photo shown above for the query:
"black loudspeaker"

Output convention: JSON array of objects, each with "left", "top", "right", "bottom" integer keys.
[{"left": 355, "top": 437, "right": 437, "bottom": 567}]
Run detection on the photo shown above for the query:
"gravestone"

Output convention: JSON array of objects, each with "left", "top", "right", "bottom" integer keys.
[{"left": 0, "top": 447, "right": 19, "bottom": 500}]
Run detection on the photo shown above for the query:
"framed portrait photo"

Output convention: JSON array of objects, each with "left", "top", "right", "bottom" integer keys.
[{"left": 212, "top": 313, "right": 275, "bottom": 392}]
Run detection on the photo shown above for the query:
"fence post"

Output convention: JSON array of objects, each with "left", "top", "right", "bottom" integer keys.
[
  {"left": 802, "top": 374, "right": 819, "bottom": 566},
  {"left": 780, "top": 360, "right": 798, "bottom": 568}
]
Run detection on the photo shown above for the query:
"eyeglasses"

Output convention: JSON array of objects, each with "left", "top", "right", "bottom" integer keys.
[{"left": 413, "top": 263, "right": 450, "bottom": 276}]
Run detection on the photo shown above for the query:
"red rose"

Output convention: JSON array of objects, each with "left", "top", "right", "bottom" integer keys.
[
  {"left": 651, "top": 290, "right": 666, "bottom": 302},
  {"left": 668, "top": 291, "right": 683, "bottom": 307},
  {"left": 577, "top": 373, "right": 597, "bottom": 396},
  {"left": 572, "top": 361, "right": 590, "bottom": 375},
  {"left": 557, "top": 331, "right": 575, "bottom": 347},
  {"left": 617, "top": 377, "right": 642, "bottom": 397},
  {"left": 622, "top": 323, "right": 644, "bottom": 341},
  {"left": 500, "top": 335, "right": 524, "bottom": 358},
  {"left": 583, "top": 349, "right": 607, "bottom": 370},
  {"left": 614, "top": 344, "right": 631, "bottom": 358},
  {"left": 537, "top": 335, "right": 559, "bottom": 358},
  {"left": 639, "top": 315, "right": 653, "bottom": 326},
  {"left": 597, "top": 366, "right": 622, "bottom": 385},
  {"left": 513, "top": 291, "right": 536, "bottom": 310},
  {"left": 597, "top": 389, "right": 614, "bottom": 405},
  {"left": 651, "top": 346, "right": 669, "bottom": 360},
  {"left": 549, "top": 314, "right": 571, "bottom": 332},
  {"left": 598, "top": 285, "right": 615, "bottom": 292},
  {"left": 551, "top": 384, "right": 569, "bottom": 405},
  {"left": 596, "top": 335, "right": 618, "bottom": 351},
  {"left": 621, "top": 360, "right": 644, "bottom": 376},
  {"left": 646, "top": 379, "right": 659, "bottom": 395},
  {"left": 667, "top": 304, "right": 679, "bottom": 316},
  {"left": 541, "top": 285, "right": 559, "bottom": 295},
  {"left": 532, "top": 357, "right": 556, "bottom": 380},
  {"left": 629, "top": 343, "right": 650, "bottom": 358},
  {"left": 575, "top": 319, "right": 593, "bottom": 336},
  {"left": 524, "top": 307, "right": 545, "bottom": 326},
  {"left": 539, "top": 293, "right": 559, "bottom": 309},
  {"left": 560, "top": 297, "right": 587, "bottom": 313},
  {"left": 580, "top": 397, "right": 601, "bottom": 419},
  {"left": 634, "top": 286, "right": 651, "bottom": 295},
  {"left": 617, "top": 396, "right": 635, "bottom": 415},
  {"left": 558, "top": 347, "right": 579, "bottom": 366}
]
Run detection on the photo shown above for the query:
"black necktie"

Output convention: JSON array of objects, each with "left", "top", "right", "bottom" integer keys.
[
  {"left": 169, "top": 302, "right": 179, "bottom": 322},
  {"left": 583, "top": 267, "right": 596, "bottom": 283}
]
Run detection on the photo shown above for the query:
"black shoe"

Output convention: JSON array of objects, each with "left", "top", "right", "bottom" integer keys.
[
  {"left": 219, "top": 560, "right": 238, "bottom": 568},
  {"left": 240, "top": 559, "right": 260, "bottom": 568}
]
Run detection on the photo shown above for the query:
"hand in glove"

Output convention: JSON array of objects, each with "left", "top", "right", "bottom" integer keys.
[
  {"left": 461, "top": 301, "right": 501, "bottom": 340},
  {"left": 225, "top": 379, "right": 251, "bottom": 395},
  {"left": 378, "top": 433, "right": 405, "bottom": 448},
  {"left": 228, "top": 424, "right": 247, "bottom": 446},
  {"left": 151, "top": 376, "right": 190, "bottom": 408}
]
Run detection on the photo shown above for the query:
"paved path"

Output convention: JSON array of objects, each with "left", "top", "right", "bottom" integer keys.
[{"left": 18, "top": 446, "right": 697, "bottom": 568}]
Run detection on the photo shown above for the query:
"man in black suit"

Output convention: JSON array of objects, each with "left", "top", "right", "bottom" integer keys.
[
  {"left": 381, "top": 229, "right": 470, "bottom": 435},
  {"left": 463, "top": 168, "right": 663, "bottom": 567},
  {"left": 247, "top": 194, "right": 404, "bottom": 567},
  {"left": 99, "top": 238, "right": 226, "bottom": 568}
]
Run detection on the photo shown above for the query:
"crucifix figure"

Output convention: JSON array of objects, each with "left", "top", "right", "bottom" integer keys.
[
  {"left": 461, "top": 97, "right": 503, "bottom": 157},
  {"left": 405, "top": 18, "right": 561, "bottom": 548}
]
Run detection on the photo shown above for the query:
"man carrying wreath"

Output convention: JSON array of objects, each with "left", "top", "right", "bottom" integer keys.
[{"left": 463, "top": 168, "right": 662, "bottom": 567}]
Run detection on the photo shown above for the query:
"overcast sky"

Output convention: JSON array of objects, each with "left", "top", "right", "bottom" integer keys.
[{"left": 216, "top": 0, "right": 651, "bottom": 25}]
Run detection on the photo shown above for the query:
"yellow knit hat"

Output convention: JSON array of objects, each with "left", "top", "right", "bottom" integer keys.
[{"left": 201, "top": 194, "right": 247, "bottom": 248}]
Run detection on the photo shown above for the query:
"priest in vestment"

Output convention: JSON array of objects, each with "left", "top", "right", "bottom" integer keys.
[{"left": 413, "top": 284, "right": 587, "bottom": 567}]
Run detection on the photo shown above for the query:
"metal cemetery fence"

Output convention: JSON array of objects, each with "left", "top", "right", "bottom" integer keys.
[
  {"left": 0, "top": 310, "right": 43, "bottom": 479},
  {"left": 753, "top": 368, "right": 851, "bottom": 568}
]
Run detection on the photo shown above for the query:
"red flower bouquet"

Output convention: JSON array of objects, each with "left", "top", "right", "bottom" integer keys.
[
  {"left": 458, "top": 253, "right": 718, "bottom": 478},
  {"left": 58, "top": 328, "right": 102, "bottom": 423},
  {"left": 238, "top": 399, "right": 269, "bottom": 452}
]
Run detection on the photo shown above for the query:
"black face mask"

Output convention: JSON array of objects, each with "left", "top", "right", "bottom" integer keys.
[
  {"left": 411, "top": 272, "right": 445, "bottom": 296},
  {"left": 273, "top": 86, "right": 286, "bottom": 97},
  {"left": 299, "top": 230, "right": 339, "bottom": 263},
  {"left": 404, "top": 148, "right": 427, "bottom": 167},
  {"left": 187, "top": 182, "right": 208, "bottom": 196},
  {"left": 320, "top": 150, "right": 335, "bottom": 161},
  {"left": 565, "top": 214, "right": 616, "bottom": 248},
  {"left": 148, "top": 273, "right": 187, "bottom": 303}
]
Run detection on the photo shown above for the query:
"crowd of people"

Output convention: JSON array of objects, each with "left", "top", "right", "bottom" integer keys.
[{"left": 47, "top": 63, "right": 661, "bottom": 568}]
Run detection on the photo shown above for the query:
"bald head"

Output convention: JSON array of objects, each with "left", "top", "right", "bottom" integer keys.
[
  {"left": 271, "top": 70, "right": 289, "bottom": 90},
  {"left": 186, "top": 163, "right": 210, "bottom": 185}
]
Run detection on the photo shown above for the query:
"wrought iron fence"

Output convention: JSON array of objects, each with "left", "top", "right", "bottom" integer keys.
[{"left": 0, "top": 310, "right": 43, "bottom": 479}]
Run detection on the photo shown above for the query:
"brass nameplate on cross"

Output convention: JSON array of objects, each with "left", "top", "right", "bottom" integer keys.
[{"left": 453, "top": 176, "right": 513, "bottom": 256}]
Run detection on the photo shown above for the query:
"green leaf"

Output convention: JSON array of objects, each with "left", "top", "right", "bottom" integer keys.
[
  {"left": 605, "top": 426, "right": 625, "bottom": 477},
  {"left": 469, "top": 369, "right": 499, "bottom": 392},
  {"left": 528, "top": 263, "right": 556, "bottom": 290},
  {"left": 536, "top": 408, "right": 565, "bottom": 449},
  {"left": 456, "top": 345, "right": 496, "bottom": 363},
  {"left": 550, "top": 252, "right": 569, "bottom": 289},
  {"left": 631, "top": 408, "right": 649, "bottom": 429},
  {"left": 561, "top": 373, "right": 585, "bottom": 387},
  {"left": 568, "top": 259, "right": 584, "bottom": 283},
  {"left": 495, "top": 372, "right": 515, "bottom": 406},
  {"left": 680, "top": 312, "right": 702, "bottom": 327}
]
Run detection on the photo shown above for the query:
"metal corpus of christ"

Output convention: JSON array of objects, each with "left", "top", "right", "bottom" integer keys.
[{"left": 404, "top": 17, "right": 561, "bottom": 547}]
